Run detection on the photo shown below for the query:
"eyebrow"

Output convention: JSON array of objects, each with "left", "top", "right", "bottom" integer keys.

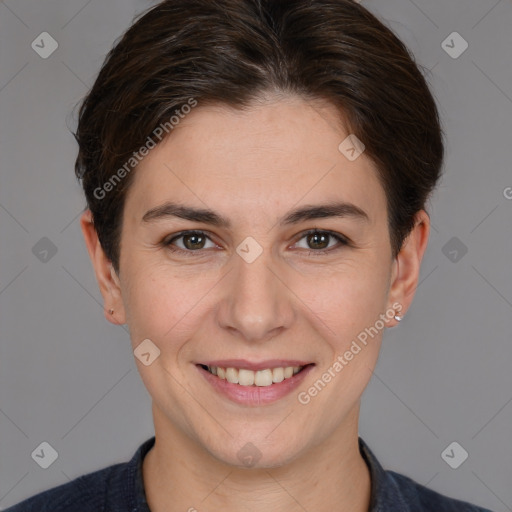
[{"left": 141, "top": 200, "right": 369, "bottom": 227}]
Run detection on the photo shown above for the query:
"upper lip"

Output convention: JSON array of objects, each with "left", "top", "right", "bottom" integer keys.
[{"left": 197, "top": 359, "right": 314, "bottom": 371}]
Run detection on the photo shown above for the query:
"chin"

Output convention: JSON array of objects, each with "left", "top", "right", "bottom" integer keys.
[{"left": 204, "top": 434, "right": 307, "bottom": 470}]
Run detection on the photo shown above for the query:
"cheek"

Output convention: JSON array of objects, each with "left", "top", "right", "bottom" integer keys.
[
  {"left": 293, "top": 257, "right": 389, "bottom": 337},
  {"left": 122, "top": 263, "right": 216, "bottom": 351}
]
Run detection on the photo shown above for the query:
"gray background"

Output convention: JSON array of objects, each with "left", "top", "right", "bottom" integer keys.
[{"left": 1, "top": 0, "right": 511, "bottom": 510}]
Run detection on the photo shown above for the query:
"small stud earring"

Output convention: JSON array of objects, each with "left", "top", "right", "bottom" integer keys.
[
  {"left": 394, "top": 312, "right": 403, "bottom": 322},
  {"left": 109, "top": 309, "right": 114, "bottom": 315}
]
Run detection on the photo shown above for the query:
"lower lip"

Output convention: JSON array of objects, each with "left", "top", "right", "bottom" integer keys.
[{"left": 196, "top": 364, "right": 315, "bottom": 406}]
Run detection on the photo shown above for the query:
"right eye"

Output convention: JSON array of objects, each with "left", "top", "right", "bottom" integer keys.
[{"left": 163, "top": 230, "right": 218, "bottom": 256}]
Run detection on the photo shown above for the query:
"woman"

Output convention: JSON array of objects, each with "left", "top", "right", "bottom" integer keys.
[{"left": 5, "top": 0, "right": 495, "bottom": 511}]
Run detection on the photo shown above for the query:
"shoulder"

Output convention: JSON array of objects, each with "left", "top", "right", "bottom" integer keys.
[
  {"left": 4, "top": 436, "right": 155, "bottom": 512},
  {"left": 387, "top": 469, "right": 494, "bottom": 512},
  {"left": 358, "top": 436, "right": 494, "bottom": 512},
  {"left": 3, "top": 462, "right": 126, "bottom": 512}
]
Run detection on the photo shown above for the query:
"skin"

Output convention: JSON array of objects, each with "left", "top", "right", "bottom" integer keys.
[{"left": 81, "top": 94, "right": 430, "bottom": 512}]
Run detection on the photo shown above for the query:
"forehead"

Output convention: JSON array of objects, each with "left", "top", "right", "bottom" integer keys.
[{"left": 124, "top": 97, "right": 387, "bottom": 226}]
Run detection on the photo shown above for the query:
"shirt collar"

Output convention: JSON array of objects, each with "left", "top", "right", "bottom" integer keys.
[
  {"left": 128, "top": 436, "right": 154, "bottom": 512},
  {"left": 358, "top": 436, "right": 409, "bottom": 512}
]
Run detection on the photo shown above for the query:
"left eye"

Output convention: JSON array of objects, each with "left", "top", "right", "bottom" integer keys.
[{"left": 294, "top": 230, "right": 348, "bottom": 254}]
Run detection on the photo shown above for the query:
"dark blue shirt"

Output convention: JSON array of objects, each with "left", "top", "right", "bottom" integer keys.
[{"left": 5, "top": 436, "right": 494, "bottom": 511}]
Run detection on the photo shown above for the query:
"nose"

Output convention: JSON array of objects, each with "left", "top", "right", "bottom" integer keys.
[{"left": 216, "top": 246, "right": 295, "bottom": 344}]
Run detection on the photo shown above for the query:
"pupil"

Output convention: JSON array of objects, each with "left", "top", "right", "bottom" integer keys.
[
  {"left": 309, "top": 233, "right": 328, "bottom": 249},
  {"left": 185, "top": 234, "right": 204, "bottom": 250}
]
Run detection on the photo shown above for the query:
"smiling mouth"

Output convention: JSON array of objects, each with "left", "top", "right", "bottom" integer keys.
[{"left": 197, "top": 364, "right": 314, "bottom": 387}]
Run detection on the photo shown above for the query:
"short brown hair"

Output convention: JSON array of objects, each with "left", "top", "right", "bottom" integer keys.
[{"left": 74, "top": 0, "right": 444, "bottom": 274}]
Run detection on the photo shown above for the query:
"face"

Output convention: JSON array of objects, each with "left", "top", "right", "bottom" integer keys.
[{"left": 82, "top": 95, "right": 427, "bottom": 468}]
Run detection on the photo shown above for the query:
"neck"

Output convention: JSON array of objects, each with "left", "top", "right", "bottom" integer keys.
[{"left": 143, "top": 402, "right": 371, "bottom": 512}]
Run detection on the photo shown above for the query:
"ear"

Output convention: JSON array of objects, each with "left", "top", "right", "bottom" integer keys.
[
  {"left": 387, "top": 209, "right": 430, "bottom": 326},
  {"left": 80, "top": 209, "right": 126, "bottom": 325}
]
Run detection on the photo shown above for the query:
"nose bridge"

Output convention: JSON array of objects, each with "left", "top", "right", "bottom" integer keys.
[{"left": 218, "top": 241, "right": 292, "bottom": 342}]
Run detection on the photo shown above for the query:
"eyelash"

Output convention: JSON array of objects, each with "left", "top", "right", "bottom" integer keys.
[{"left": 162, "top": 229, "right": 350, "bottom": 258}]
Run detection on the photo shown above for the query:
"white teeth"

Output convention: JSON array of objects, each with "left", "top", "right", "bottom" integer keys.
[
  {"left": 283, "top": 367, "right": 294, "bottom": 379},
  {"left": 272, "top": 367, "right": 284, "bottom": 383},
  {"left": 205, "top": 365, "right": 305, "bottom": 386},
  {"left": 254, "top": 369, "right": 273, "bottom": 387},
  {"left": 238, "top": 369, "right": 254, "bottom": 386},
  {"left": 225, "top": 367, "right": 239, "bottom": 384}
]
